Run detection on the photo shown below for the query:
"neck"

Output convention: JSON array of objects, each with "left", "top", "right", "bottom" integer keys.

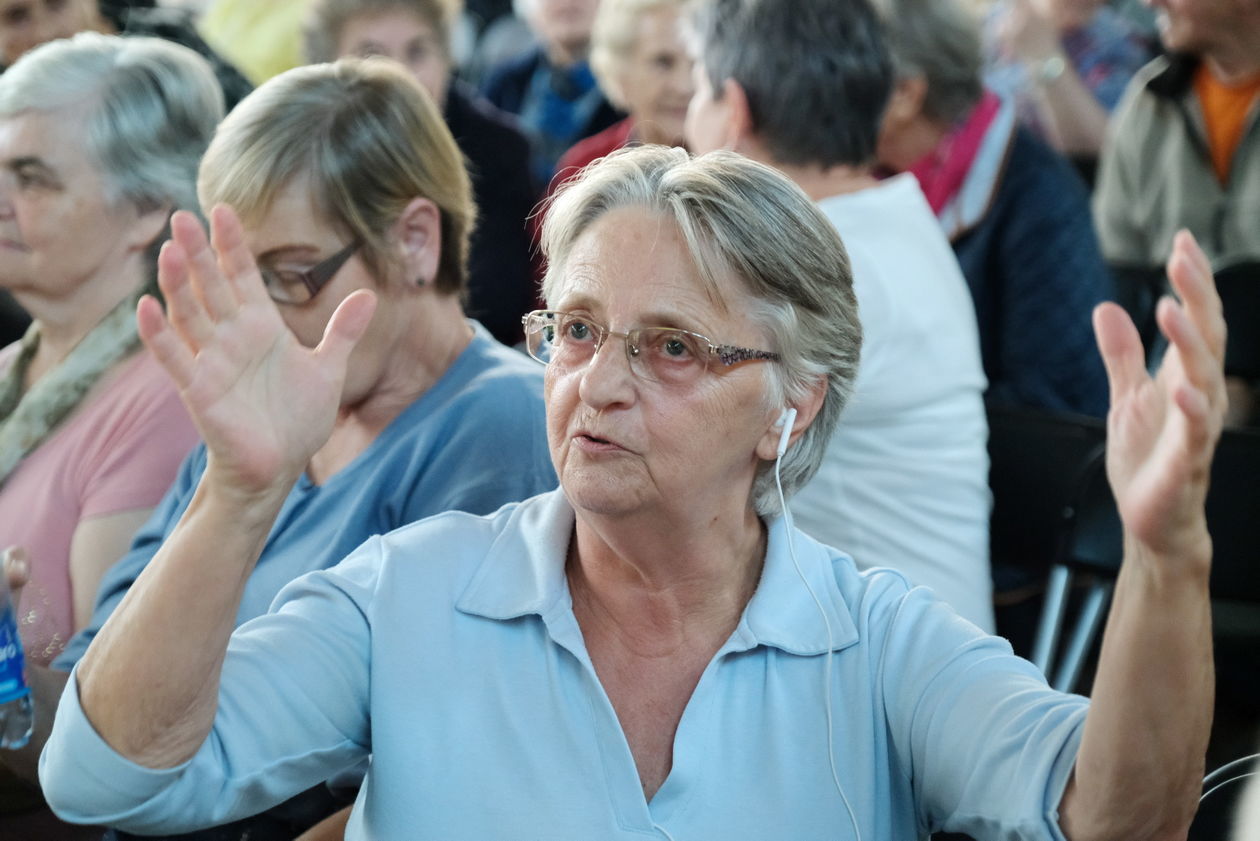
[
  {"left": 567, "top": 501, "right": 765, "bottom": 657},
  {"left": 345, "top": 293, "right": 471, "bottom": 428},
  {"left": 20, "top": 261, "right": 146, "bottom": 379},
  {"left": 880, "top": 115, "right": 950, "bottom": 174},
  {"left": 1205, "top": 47, "right": 1260, "bottom": 87},
  {"left": 773, "top": 161, "right": 881, "bottom": 202},
  {"left": 546, "top": 41, "right": 586, "bottom": 69},
  {"left": 734, "top": 135, "right": 881, "bottom": 200}
]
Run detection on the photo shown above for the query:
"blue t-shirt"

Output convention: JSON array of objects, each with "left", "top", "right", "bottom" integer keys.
[{"left": 54, "top": 324, "right": 557, "bottom": 671}]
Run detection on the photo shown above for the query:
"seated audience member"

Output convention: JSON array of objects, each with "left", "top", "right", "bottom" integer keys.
[
  {"left": 0, "top": 32, "right": 213, "bottom": 831},
  {"left": 873, "top": 0, "right": 1111, "bottom": 416},
  {"left": 199, "top": 0, "right": 313, "bottom": 84},
  {"left": 482, "top": 0, "right": 621, "bottom": 186},
  {"left": 1093, "top": 0, "right": 1260, "bottom": 267},
  {"left": 554, "top": 0, "right": 692, "bottom": 181},
  {"left": 15, "top": 57, "right": 556, "bottom": 841},
  {"left": 983, "top": 0, "right": 1155, "bottom": 157},
  {"left": 305, "top": 0, "right": 537, "bottom": 346},
  {"left": 684, "top": 0, "right": 991, "bottom": 628},
  {"left": 0, "top": 0, "right": 254, "bottom": 110},
  {"left": 39, "top": 139, "right": 1225, "bottom": 841}
]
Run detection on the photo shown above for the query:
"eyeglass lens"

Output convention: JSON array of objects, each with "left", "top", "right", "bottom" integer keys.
[{"left": 526, "top": 312, "right": 710, "bottom": 385}]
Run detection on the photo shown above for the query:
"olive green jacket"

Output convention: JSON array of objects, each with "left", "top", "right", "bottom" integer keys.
[{"left": 1094, "top": 54, "right": 1260, "bottom": 267}]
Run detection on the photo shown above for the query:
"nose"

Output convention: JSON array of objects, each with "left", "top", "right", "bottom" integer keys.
[
  {"left": 576, "top": 332, "right": 638, "bottom": 411},
  {"left": 0, "top": 176, "right": 16, "bottom": 219},
  {"left": 671, "top": 58, "right": 696, "bottom": 97}
]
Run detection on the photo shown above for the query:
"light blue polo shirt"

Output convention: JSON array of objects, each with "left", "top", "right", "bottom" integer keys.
[{"left": 42, "top": 490, "right": 1087, "bottom": 840}]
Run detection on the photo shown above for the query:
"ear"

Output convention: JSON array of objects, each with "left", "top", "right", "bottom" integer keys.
[
  {"left": 754, "top": 376, "right": 828, "bottom": 462},
  {"left": 390, "top": 197, "right": 442, "bottom": 287},
  {"left": 126, "top": 203, "right": 173, "bottom": 254},
  {"left": 885, "top": 76, "right": 928, "bottom": 127},
  {"left": 722, "top": 78, "right": 757, "bottom": 151}
]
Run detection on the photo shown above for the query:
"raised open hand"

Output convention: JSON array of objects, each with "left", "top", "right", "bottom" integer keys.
[
  {"left": 137, "top": 207, "right": 377, "bottom": 496},
  {"left": 1094, "top": 231, "right": 1226, "bottom": 569}
]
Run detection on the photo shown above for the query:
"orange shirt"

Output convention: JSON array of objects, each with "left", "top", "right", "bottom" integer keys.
[{"left": 1194, "top": 64, "right": 1260, "bottom": 183}]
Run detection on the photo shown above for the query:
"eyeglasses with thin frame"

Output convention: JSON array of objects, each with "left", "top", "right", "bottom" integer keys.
[
  {"left": 258, "top": 239, "right": 362, "bottom": 305},
  {"left": 521, "top": 309, "right": 780, "bottom": 386}
]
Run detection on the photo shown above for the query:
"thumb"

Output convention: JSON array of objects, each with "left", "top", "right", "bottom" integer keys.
[
  {"left": 3, "top": 546, "right": 29, "bottom": 603},
  {"left": 314, "top": 289, "right": 378, "bottom": 366}
]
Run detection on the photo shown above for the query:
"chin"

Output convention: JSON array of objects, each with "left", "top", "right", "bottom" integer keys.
[{"left": 561, "top": 468, "right": 652, "bottom": 519}]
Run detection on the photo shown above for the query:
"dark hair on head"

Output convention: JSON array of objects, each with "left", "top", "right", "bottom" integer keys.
[{"left": 689, "top": 0, "right": 893, "bottom": 169}]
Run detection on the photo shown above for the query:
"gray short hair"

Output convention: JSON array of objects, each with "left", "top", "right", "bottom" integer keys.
[
  {"left": 590, "top": 0, "right": 685, "bottom": 109},
  {"left": 867, "top": 0, "right": 983, "bottom": 124},
  {"left": 302, "top": 0, "right": 460, "bottom": 64},
  {"left": 0, "top": 32, "right": 222, "bottom": 221},
  {"left": 541, "top": 146, "right": 862, "bottom": 517},
  {"left": 689, "top": 0, "right": 892, "bottom": 169}
]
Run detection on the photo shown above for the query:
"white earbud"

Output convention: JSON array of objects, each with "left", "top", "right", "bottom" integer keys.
[{"left": 775, "top": 407, "right": 797, "bottom": 458}]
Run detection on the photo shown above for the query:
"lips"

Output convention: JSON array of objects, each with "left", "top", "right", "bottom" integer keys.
[{"left": 572, "top": 429, "right": 631, "bottom": 453}]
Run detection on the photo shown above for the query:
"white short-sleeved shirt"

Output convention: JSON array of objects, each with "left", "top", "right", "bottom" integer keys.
[{"left": 792, "top": 175, "right": 994, "bottom": 630}]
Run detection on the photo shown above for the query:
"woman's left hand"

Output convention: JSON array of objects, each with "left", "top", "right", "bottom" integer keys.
[{"left": 1093, "top": 230, "right": 1226, "bottom": 571}]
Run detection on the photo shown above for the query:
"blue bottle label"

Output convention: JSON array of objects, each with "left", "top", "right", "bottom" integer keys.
[{"left": 0, "top": 605, "right": 29, "bottom": 704}]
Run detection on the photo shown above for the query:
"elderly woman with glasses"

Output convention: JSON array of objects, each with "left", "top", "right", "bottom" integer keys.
[{"left": 42, "top": 139, "right": 1223, "bottom": 841}]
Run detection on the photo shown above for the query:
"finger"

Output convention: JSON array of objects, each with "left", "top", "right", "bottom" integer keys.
[
  {"left": 3, "top": 546, "right": 28, "bottom": 597},
  {"left": 157, "top": 240, "right": 214, "bottom": 349},
  {"left": 1157, "top": 296, "right": 1223, "bottom": 409},
  {"left": 137, "top": 294, "right": 197, "bottom": 390},
  {"left": 209, "top": 205, "right": 270, "bottom": 307},
  {"left": 1093, "top": 301, "right": 1146, "bottom": 405},
  {"left": 173, "top": 210, "right": 239, "bottom": 321},
  {"left": 1166, "top": 230, "right": 1225, "bottom": 362},
  {"left": 1173, "top": 382, "right": 1212, "bottom": 440},
  {"left": 314, "top": 289, "right": 377, "bottom": 367}
]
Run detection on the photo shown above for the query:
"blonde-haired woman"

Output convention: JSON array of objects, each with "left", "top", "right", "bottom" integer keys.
[
  {"left": 553, "top": 0, "right": 692, "bottom": 181},
  {"left": 304, "top": 0, "right": 538, "bottom": 345}
]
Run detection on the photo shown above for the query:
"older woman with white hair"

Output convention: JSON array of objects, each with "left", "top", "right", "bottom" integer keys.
[
  {"left": 554, "top": 0, "right": 692, "bottom": 180},
  {"left": 0, "top": 31, "right": 214, "bottom": 835},
  {"left": 0, "top": 33, "right": 216, "bottom": 673},
  {"left": 41, "top": 141, "right": 1223, "bottom": 841}
]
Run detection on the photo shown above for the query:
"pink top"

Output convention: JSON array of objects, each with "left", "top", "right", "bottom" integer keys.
[{"left": 0, "top": 347, "right": 197, "bottom": 666}]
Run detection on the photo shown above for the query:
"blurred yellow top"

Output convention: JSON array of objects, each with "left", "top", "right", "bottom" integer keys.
[{"left": 198, "top": 0, "right": 314, "bottom": 85}]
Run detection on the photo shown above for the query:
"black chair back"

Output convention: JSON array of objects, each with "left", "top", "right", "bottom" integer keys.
[
  {"left": 986, "top": 403, "right": 1108, "bottom": 580},
  {"left": 1109, "top": 263, "right": 1166, "bottom": 354},
  {"left": 1206, "top": 424, "right": 1260, "bottom": 603},
  {"left": 1214, "top": 260, "right": 1260, "bottom": 381}
]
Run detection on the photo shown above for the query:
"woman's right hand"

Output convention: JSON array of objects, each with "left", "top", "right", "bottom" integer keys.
[{"left": 138, "top": 207, "right": 377, "bottom": 498}]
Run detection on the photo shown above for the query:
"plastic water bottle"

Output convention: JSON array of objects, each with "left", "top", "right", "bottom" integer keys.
[{"left": 0, "top": 571, "right": 32, "bottom": 750}]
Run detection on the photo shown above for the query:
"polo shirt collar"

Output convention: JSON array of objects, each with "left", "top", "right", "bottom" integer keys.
[
  {"left": 455, "top": 490, "right": 860, "bottom": 657},
  {"left": 732, "top": 513, "right": 860, "bottom": 656}
]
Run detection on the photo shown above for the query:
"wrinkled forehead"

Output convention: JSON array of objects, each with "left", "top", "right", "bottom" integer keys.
[
  {"left": 547, "top": 207, "right": 772, "bottom": 340},
  {"left": 0, "top": 103, "right": 94, "bottom": 167}
]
